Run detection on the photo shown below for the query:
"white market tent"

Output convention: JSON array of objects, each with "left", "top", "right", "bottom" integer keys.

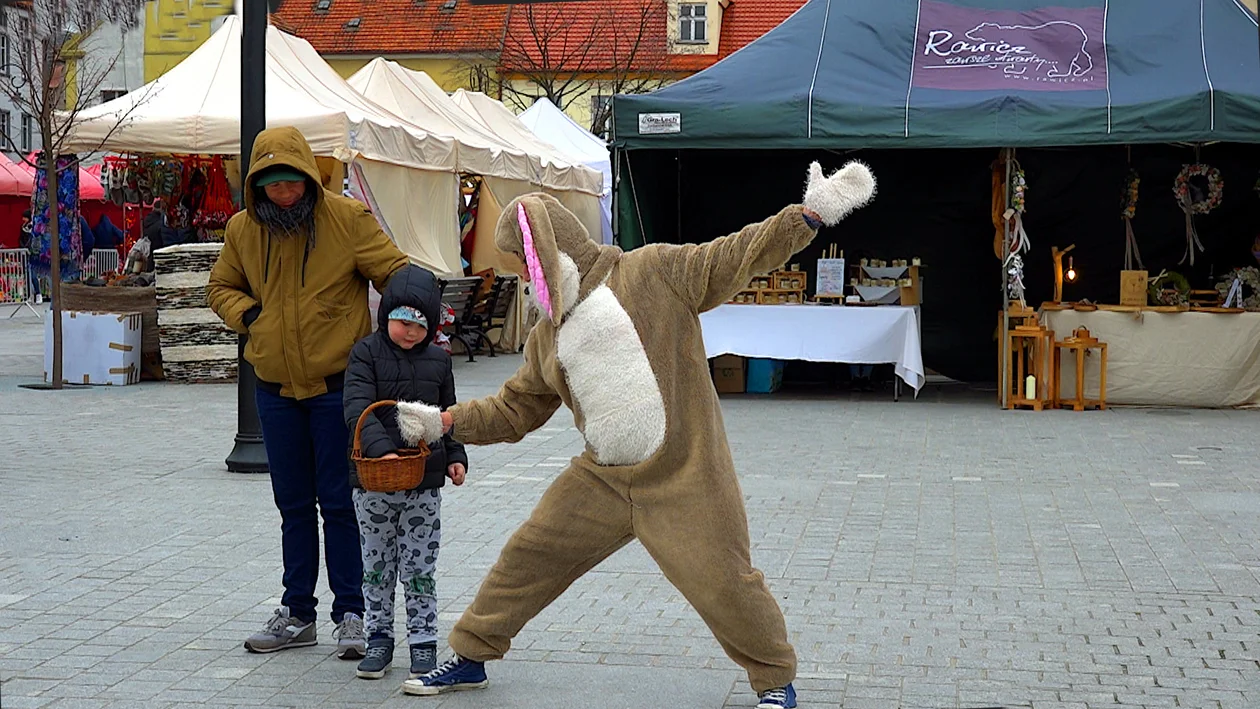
[
  {"left": 350, "top": 59, "right": 601, "bottom": 197},
  {"left": 64, "top": 17, "right": 449, "bottom": 170},
  {"left": 451, "top": 89, "right": 600, "bottom": 200},
  {"left": 519, "top": 97, "right": 613, "bottom": 245},
  {"left": 349, "top": 60, "right": 605, "bottom": 274},
  {"left": 64, "top": 19, "right": 461, "bottom": 276}
]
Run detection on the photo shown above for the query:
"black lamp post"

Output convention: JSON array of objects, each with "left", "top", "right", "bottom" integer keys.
[{"left": 225, "top": 0, "right": 272, "bottom": 473}]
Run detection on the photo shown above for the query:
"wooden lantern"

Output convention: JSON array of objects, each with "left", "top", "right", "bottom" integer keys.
[
  {"left": 1054, "top": 327, "right": 1107, "bottom": 411},
  {"left": 1005, "top": 323, "right": 1056, "bottom": 411},
  {"left": 1051, "top": 244, "right": 1076, "bottom": 304}
]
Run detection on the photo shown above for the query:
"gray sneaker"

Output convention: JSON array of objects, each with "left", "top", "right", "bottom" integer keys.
[
  {"left": 244, "top": 607, "right": 316, "bottom": 653},
  {"left": 334, "top": 613, "right": 366, "bottom": 660}
]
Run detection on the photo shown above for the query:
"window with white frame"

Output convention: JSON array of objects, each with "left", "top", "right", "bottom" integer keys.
[
  {"left": 100, "top": 89, "right": 127, "bottom": 104},
  {"left": 0, "top": 36, "right": 9, "bottom": 76},
  {"left": 21, "top": 113, "right": 32, "bottom": 153},
  {"left": 0, "top": 111, "right": 10, "bottom": 149},
  {"left": 678, "top": 3, "right": 707, "bottom": 44}
]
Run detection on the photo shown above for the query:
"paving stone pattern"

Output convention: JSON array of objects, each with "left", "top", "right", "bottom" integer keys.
[{"left": 1, "top": 310, "right": 1259, "bottom": 708}]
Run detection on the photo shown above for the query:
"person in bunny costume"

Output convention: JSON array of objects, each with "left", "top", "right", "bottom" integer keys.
[{"left": 396, "top": 161, "right": 876, "bottom": 708}]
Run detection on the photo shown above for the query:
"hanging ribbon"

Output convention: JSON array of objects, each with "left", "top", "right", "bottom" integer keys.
[
  {"left": 1002, "top": 208, "right": 1030, "bottom": 266},
  {"left": 1123, "top": 216, "right": 1144, "bottom": 270},
  {"left": 1177, "top": 194, "right": 1205, "bottom": 266},
  {"left": 1223, "top": 277, "right": 1243, "bottom": 308}
]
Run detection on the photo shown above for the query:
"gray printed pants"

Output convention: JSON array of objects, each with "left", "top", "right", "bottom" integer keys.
[{"left": 352, "top": 488, "right": 442, "bottom": 645}]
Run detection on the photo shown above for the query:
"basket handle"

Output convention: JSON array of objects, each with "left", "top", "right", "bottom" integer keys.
[{"left": 353, "top": 399, "right": 401, "bottom": 458}]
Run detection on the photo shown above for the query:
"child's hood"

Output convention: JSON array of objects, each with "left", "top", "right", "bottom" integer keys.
[{"left": 378, "top": 264, "right": 442, "bottom": 349}]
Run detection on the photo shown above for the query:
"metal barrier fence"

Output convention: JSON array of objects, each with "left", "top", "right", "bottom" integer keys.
[
  {"left": 1, "top": 248, "right": 32, "bottom": 304},
  {"left": 1, "top": 248, "right": 40, "bottom": 317},
  {"left": 84, "top": 248, "right": 121, "bottom": 280}
]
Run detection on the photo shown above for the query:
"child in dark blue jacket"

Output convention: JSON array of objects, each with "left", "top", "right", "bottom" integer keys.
[{"left": 342, "top": 264, "right": 468, "bottom": 683}]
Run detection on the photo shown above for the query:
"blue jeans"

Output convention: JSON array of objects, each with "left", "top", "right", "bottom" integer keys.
[
  {"left": 255, "top": 387, "right": 364, "bottom": 624},
  {"left": 849, "top": 364, "right": 873, "bottom": 378}
]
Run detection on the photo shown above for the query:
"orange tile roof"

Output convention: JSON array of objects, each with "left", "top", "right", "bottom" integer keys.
[
  {"left": 274, "top": 0, "right": 507, "bottom": 55},
  {"left": 279, "top": 0, "right": 806, "bottom": 71},
  {"left": 717, "top": 0, "right": 807, "bottom": 59}
]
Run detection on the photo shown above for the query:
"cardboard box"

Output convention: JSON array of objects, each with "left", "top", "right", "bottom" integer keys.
[
  {"left": 1120, "top": 270, "right": 1148, "bottom": 306},
  {"left": 45, "top": 311, "right": 142, "bottom": 386},
  {"left": 746, "top": 359, "right": 784, "bottom": 394},
  {"left": 712, "top": 355, "right": 746, "bottom": 393}
]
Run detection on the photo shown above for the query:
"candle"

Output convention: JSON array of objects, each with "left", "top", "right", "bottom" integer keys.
[{"left": 1025, "top": 374, "right": 1036, "bottom": 400}]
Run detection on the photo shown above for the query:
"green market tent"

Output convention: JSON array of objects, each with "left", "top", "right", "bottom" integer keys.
[
  {"left": 613, "top": 0, "right": 1260, "bottom": 150},
  {"left": 610, "top": 0, "right": 1260, "bottom": 382}
]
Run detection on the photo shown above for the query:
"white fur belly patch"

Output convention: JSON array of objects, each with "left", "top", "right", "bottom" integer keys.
[{"left": 556, "top": 285, "right": 667, "bottom": 466}]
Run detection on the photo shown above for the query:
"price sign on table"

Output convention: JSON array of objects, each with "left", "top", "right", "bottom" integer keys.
[{"left": 816, "top": 258, "right": 846, "bottom": 297}]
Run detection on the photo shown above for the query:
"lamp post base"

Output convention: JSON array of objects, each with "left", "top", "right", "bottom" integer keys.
[{"left": 226, "top": 434, "right": 269, "bottom": 474}]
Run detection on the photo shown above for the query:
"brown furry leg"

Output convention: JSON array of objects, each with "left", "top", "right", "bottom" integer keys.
[
  {"left": 636, "top": 469, "right": 797, "bottom": 693},
  {"left": 449, "top": 464, "right": 633, "bottom": 662}
]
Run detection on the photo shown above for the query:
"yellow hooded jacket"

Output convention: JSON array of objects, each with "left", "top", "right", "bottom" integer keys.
[{"left": 207, "top": 126, "right": 409, "bottom": 400}]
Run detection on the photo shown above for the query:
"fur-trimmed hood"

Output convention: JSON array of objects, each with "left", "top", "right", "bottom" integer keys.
[{"left": 494, "top": 193, "right": 621, "bottom": 322}]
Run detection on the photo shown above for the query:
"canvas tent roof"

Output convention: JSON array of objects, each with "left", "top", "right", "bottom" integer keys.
[
  {"left": 519, "top": 98, "right": 612, "bottom": 190},
  {"left": 517, "top": 97, "right": 614, "bottom": 245},
  {"left": 64, "top": 17, "right": 453, "bottom": 171},
  {"left": 450, "top": 89, "right": 603, "bottom": 197},
  {"left": 351, "top": 60, "right": 602, "bottom": 194},
  {"left": 0, "top": 154, "right": 34, "bottom": 196},
  {"left": 613, "top": 0, "right": 1260, "bottom": 149}
]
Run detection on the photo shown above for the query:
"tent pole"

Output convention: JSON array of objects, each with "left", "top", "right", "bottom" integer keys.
[
  {"left": 611, "top": 148, "right": 619, "bottom": 246},
  {"left": 1000, "top": 147, "right": 1012, "bottom": 410},
  {"left": 226, "top": 0, "right": 270, "bottom": 474},
  {"left": 624, "top": 151, "right": 647, "bottom": 246}
]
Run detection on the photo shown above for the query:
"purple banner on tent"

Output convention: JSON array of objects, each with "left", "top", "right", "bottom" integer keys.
[{"left": 912, "top": 0, "right": 1107, "bottom": 92}]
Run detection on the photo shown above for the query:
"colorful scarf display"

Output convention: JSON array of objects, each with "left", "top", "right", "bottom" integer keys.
[{"left": 29, "top": 155, "right": 82, "bottom": 295}]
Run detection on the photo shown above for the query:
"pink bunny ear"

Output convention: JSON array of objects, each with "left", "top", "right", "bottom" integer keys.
[{"left": 518, "top": 202, "right": 552, "bottom": 320}]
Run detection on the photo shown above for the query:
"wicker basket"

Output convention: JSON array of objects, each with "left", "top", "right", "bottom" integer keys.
[{"left": 352, "top": 400, "right": 432, "bottom": 493}]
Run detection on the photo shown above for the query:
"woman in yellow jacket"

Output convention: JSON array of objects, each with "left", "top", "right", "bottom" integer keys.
[{"left": 207, "top": 126, "right": 409, "bottom": 658}]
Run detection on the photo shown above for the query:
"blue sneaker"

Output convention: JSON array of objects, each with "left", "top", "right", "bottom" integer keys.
[
  {"left": 400, "top": 654, "right": 488, "bottom": 696},
  {"left": 757, "top": 683, "right": 797, "bottom": 709}
]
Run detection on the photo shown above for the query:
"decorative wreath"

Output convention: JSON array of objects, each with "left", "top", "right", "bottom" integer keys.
[
  {"left": 1215, "top": 267, "right": 1260, "bottom": 311},
  {"left": 1121, "top": 169, "right": 1140, "bottom": 219},
  {"left": 1174, "top": 163, "right": 1223, "bottom": 215},
  {"left": 1148, "top": 270, "right": 1190, "bottom": 306}
]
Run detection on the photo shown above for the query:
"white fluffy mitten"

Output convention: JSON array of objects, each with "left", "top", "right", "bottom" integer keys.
[
  {"left": 803, "top": 161, "right": 877, "bottom": 226},
  {"left": 395, "top": 401, "right": 444, "bottom": 446}
]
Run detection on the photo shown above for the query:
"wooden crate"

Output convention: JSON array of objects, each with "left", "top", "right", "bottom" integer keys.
[
  {"left": 772, "top": 271, "right": 807, "bottom": 291},
  {"left": 729, "top": 289, "right": 760, "bottom": 305},
  {"left": 1119, "top": 270, "right": 1148, "bottom": 306},
  {"left": 747, "top": 276, "right": 773, "bottom": 291},
  {"left": 757, "top": 289, "right": 804, "bottom": 305}
]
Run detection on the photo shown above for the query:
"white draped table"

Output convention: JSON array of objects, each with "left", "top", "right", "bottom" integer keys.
[
  {"left": 1042, "top": 309, "right": 1260, "bottom": 408},
  {"left": 699, "top": 304, "right": 925, "bottom": 392}
]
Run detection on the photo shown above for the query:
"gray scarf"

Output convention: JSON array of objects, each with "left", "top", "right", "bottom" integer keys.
[
  {"left": 254, "top": 186, "right": 318, "bottom": 284},
  {"left": 254, "top": 187, "right": 317, "bottom": 252}
]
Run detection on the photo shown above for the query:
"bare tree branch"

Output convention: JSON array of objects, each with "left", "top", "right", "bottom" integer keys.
[
  {"left": 0, "top": 0, "right": 149, "bottom": 390},
  {"left": 457, "top": 0, "right": 678, "bottom": 135}
]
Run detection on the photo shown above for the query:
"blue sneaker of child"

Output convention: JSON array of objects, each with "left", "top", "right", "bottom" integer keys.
[
  {"left": 400, "top": 654, "right": 488, "bottom": 696},
  {"left": 757, "top": 683, "right": 798, "bottom": 709}
]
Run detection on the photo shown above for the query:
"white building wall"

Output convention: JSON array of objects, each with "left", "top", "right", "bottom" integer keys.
[
  {"left": 0, "top": 8, "right": 42, "bottom": 159},
  {"left": 77, "top": 19, "right": 146, "bottom": 108}
]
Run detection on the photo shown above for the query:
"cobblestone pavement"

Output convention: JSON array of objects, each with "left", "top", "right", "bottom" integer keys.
[{"left": 2, "top": 310, "right": 1259, "bottom": 708}]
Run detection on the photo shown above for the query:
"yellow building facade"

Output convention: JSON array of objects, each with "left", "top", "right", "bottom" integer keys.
[{"left": 143, "top": 0, "right": 234, "bottom": 82}]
